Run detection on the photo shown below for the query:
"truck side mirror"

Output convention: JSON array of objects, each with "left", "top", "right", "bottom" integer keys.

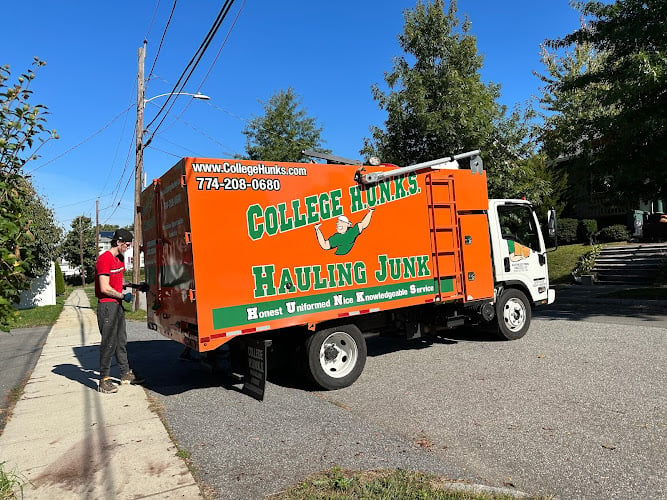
[{"left": 547, "top": 208, "right": 558, "bottom": 250}]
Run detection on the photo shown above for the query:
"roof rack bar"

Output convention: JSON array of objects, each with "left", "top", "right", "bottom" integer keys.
[{"left": 359, "top": 150, "right": 481, "bottom": 185}]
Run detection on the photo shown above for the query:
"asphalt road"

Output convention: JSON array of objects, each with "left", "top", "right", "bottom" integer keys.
[
  {"left": 122, "top": 310, "right": 666, "bottom": 500},
  {"left": 2, "top": 309, "right": 664, "bottom": 499},
  {"left": 0, "top": 326, "right": 50, "bottom": 433}
]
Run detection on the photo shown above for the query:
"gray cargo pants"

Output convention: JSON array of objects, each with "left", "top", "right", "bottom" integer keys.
[{"left": 97, "top": 301, "right": 129, "bottom": 378}]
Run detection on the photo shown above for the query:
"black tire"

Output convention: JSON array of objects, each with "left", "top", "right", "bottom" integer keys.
[
  {"left": 496, "top": 289, "right": 531, "bottom": 340},
  {"left": 305, "top": 324, "right": 367, "bottom": 390}
]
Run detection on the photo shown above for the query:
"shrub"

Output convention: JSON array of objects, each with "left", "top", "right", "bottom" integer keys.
[
  {"left": 598, "top": 224, "right": 630, "bottom": 242},
  {"left": 577, "top": 219, "right": 598, "bottom": 244},
  {"left": 572, "top": 244, "right": 602, "bottom": 278},
  {"left": 54, "top": 261, "right": 66, "bottom": 296},
  {"left": 558, "top": 218, "right": 579, "bottom": 244}
]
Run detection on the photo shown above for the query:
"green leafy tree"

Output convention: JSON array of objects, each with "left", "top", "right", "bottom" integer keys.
[
  {"left": 536, "top": 25, "right": 612, "bottom": 216},
  {"left": 362, "top": 0, "right": 501, "bottom": 165},
  {"left": 362, "top": 0, "right": 549, "bottom": 205},
  {"left": 61, "top": 216, "right": 97, "bottom": 285},
  {"left": 0, "top": 59, "right": 58, "bottom": 330},
  {"left": 243, "top": 88, "right": 329, "bottom": 162},
  {"left": 24, "top": 190, "right": 62, "bottom": 275},
  {"left": 545, "top": 0, "right": 667, "bottom": 205}
]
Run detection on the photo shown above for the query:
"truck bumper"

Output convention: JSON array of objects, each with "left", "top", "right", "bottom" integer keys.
[{"left": 547, "top": 288, "right": 556, "bottom": 305}]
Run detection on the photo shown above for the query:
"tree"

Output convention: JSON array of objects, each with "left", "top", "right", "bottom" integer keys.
[
  {"left": 362, "top": 0, "right": 550, "bottom": 205},
  {"left": 243, "top": 88, "right": 329, "bottom": 162},
  {"left": 362, "top": 0, "right": 501, "bottom": 166},
  {"left": 24, "top": 190, "right": 62, "bottom": 276},
  {"left": 545, "top": 0, "right": 667, "bottom": 205},
  {"left": 0, "top": 59, "right": 58, "bottom": 330},
  {"left": 535, "top": 36, "right": 605, "bottom": 214},
  {"left": 61, "top": 216, "right": 97, "bottom": 285}
]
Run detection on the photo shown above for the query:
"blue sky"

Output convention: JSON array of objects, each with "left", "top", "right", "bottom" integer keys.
[{"left": 3, "top": 1, "right": 582, "bottom": 229}]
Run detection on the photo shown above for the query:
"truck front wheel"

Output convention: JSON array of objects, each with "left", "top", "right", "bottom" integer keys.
[
  {"left": 496, "top": 289, "right": 531, "bottom": 340},
  {"left": 306, "top": 325, "right": 367, "bottom": 390}
]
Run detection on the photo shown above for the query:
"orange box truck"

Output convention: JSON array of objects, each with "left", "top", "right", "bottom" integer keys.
[{"left": 140, "top": 150, "right": 555, "bottom": 395}]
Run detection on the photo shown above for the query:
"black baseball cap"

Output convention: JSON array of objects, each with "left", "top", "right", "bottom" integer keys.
[{"left": 112, "top": 228, "right": 133, "bottom": 242}]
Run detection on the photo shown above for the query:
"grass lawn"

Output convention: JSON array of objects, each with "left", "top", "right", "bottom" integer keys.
[
  {"left": 272, "top": 467, "right": 546, "bottom": 499},
  {"left": 9, "top": 280, "right": 147, "bottom": 331},
  {"left": 547, "top": 243, "right": 597, "bottom": 284},
  {"left": 8, "top": 293, "right": 68, "bottom": 329}
]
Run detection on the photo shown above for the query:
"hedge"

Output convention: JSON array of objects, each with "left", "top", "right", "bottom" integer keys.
[
  {"left": 598, "top": 224, "right": 630, "bottom": 242},
  {"left": 558, "top": 218, "right": 579, "bottom": 244}
]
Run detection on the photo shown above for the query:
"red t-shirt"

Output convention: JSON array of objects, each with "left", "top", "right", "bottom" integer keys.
[{"left": 95, "top": 251, "right": 125, "bottom": 303}]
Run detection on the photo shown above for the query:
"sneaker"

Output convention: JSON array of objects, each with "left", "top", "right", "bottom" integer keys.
[
  {"left": 120, "top": 370, "right": 145, "bottom": 385},
  {"left": 98, "top": 377, "right": 118, "bottom": 394}
]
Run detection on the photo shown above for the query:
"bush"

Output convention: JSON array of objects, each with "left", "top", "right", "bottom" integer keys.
[
  {"left": 54, "top": 261, "right": 66, "bottom": 296},
  {"left": 558, "top": 218, "right": 579, "bottom": 244},
  {"left": 572, "top": 244, "right": 602, "bottom": 278},
  {"left": 598, "top": 224, "right": 630, "bottom": 242},
  {"left": 577, "top": 219, "right": 598, "bottom": 244}
]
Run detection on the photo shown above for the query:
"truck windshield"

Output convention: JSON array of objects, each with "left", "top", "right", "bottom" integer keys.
[{"left": 497, "top": 204, "right": 540, "bottom": 251}]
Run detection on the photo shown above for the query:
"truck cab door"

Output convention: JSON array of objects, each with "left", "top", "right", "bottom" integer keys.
[{"left": 489, "top": 201, "right": 550, "bottom": 303}]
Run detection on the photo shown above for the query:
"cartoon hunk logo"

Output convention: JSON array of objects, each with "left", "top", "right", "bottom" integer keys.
[{"left": 314, "top": 209, "right": 374, "bottom": 255}]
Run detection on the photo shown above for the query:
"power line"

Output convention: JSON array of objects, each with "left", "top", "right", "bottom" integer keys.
[
  {"left": 102, "top": 172, "right": 135, "bottom": 224},
  {"left": 146, "top": 0, "right": 178, "bottom": 83},
  {"left": 99, "top": 86, "right": 135, "bottom": 197},
  {"left": 144, "top": 0, "right": 162, "bottom": 41},
  {"left": 146, "top": 145, "right": 181, "bottom": 158},
  {"left": 55, "top": 193, "right": 114, "bottom": 210},
  {"left": 145, "top": 98, "right": 237, "bottom": 156},
  {"left": 163, "top": 0, "right": 247, "bottom": 130},
  {"left": 28, "top": 103, "right": 134, "bottom": 174},
  {"left": 151, "top": 135, "right": 200, "bottom": 156},
  {"left": 144, "top": 0, "right": 236, "bottom": 141}
]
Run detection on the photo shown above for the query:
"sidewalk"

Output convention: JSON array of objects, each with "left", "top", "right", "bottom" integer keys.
[{"left": 0, "top": 290, "right": 201, "bottom": 498}]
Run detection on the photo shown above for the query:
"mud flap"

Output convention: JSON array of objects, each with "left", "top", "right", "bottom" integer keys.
[{"left": 242, "top": 339, "right": 272, "bottom": 401}]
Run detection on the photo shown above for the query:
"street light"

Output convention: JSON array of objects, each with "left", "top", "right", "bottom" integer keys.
[
  {"left": 145, "top": 92, "right": 210, "bottom": 104},
  {"left": 133, "top": 43, "right": 210, "bottom": 310}
]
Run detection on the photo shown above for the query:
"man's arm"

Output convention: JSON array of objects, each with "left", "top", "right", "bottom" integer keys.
[
  {"left": 357, "top": 208, "right": 375, "bottom": 233},
  {"left": 99, "top": 275, "right": 125, "bottom": 300},
  {"left": 314, "top": 224, "right": 331, "bottom": 250}
]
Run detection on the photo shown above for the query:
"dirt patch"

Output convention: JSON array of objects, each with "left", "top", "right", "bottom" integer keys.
[{"left": 33, "top": 429, "right": 119, "bottom": 492}]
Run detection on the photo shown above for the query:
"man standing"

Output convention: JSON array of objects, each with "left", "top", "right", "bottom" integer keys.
[{"left": 95, "top": 228, "right": 144, "bottom": 393}]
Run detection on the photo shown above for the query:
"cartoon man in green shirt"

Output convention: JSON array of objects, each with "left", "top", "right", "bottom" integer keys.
[{"left": 315, "top": 208, "right": 375, "bottom": 255}]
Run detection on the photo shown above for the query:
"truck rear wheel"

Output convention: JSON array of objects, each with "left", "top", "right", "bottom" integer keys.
[
  {"left": 306, "top": 324, "right": 366, "bottom": 390},
  {"left": 496, "top": 289, "right": 531, "bottom": 340}
]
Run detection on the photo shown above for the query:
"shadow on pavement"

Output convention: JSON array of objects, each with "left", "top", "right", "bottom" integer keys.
[{"left": 536, "top": 302, "right": 667, "bottom": 323}]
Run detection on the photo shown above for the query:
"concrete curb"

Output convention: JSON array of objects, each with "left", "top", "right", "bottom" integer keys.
[{"left": 0, "top": 289, "right": 201, "bottom": 499}]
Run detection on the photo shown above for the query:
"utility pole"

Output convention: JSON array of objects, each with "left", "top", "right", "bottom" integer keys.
[
  {"left": 133, "top": 42, "right": 146, "bottom": 311},
  {"left": 95, "top": 199, "right": 99, "bottom": 257}
]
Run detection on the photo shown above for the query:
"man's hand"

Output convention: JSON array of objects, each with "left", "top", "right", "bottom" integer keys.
[{"left": 123, "top": 293, "right": 133, "bottom": 303}]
